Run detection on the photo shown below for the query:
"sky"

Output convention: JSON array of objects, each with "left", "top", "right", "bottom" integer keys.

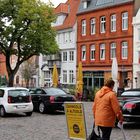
[{"left": 42, "top": 0, "right": 67, "bottom": 7}]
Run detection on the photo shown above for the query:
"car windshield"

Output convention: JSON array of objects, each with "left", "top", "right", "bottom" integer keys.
[
  {"left": 8, "top": 90, "right": 30, "bottom": 97},
  {"left": 121, "top": 91, "right": 140, "bottom": 96},
  {"left": 45, "top": 88, "right": 67, "bottom": 95}
]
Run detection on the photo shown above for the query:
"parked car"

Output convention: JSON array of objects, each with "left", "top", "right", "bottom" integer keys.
[
  {"left": 29, "top": 87, "right": 76, "bottom": 113},
  {"left": 0, "top": 87, "right": 33, "bottom": 117},
  {"left": 118, "top": 89, "right": 140, "bottom": 122},
  {"left": 118, "top": 88, "right": 140, "bottom": 106},
  {"left": 121, "top": 98, "right": 140, "bottom": 122}
]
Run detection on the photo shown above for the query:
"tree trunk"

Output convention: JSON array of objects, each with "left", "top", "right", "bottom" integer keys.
[{"left": 8, "top": 73, "right": 15, "bottom": 87}]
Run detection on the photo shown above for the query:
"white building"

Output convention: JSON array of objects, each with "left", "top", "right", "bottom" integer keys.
[
  {"left": 133, "top": 8, "right": 140, "bottom": 88},
  {"left": 38, "top": 0, "right": 80, "bottom": 88}
]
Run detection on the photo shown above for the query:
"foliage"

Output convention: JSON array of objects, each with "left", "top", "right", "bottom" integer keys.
[{"left": 0, "top": 0, "right": 59, "bottom": 86}]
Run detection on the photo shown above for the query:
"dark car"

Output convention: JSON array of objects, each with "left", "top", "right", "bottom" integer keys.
[
  {"left": 118, "top": 89, "right": 140, "bottom": 122},
  {"left": 29, "top": 87, "right": 76, "bottom": 113}
]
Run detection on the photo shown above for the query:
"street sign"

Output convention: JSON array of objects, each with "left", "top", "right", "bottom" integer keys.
[{"left": 64, "top": 102, "right": 87, "bottom": 140}]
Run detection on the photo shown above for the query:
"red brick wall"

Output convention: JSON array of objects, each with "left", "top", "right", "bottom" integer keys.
[{"left": 77, "top": 3, "right": 133, "bottom": 71}]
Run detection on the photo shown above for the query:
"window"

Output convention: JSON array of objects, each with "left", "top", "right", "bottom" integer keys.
[
  {"left": 91, "top": 18, "right": 96, "bottom": 35},
  {"left": 110, "top": 43, "right": 116, "bottom": 59},
  {"left": 100, "top": 44, "right": 105, "bottom": 60},
  {"left": 82, "top": 20, "right": 86, "bottom": 36},
  {"left": 63, "top": 70, "right": 67, "bottom": 83},
  {"left": 100, "top": 16, "right": 106, "bottom": 33},
  {"left": 81, "top": 45, "right": 86, "bottom": 61},
  {"left": 63, "top": 52, "right": 67, "bottom": 62},
  {"left": 44, "top": 71, "right": 50, "bottom": 78},
  {"left": 122, "top": 12, "right": 128, "bottom": 30},
  {"left": 69, "top": 70, "right": 74, "bottom": 84},
  {"left": 0, "top": 90, "right": 4, "bottom": 97},
  {"left": 69, "top": 51, "right": 74, "bottom": 61},
  {"left": 90, "top": 45, "right": 95, "bottom": 60},
  {"left": 122, "top": 42, "right": 128, "bottom": 59},
  {"left": 111, "top": 14, "right": 116, "bottom": 32},
  {"left": 83, "top": 1, "right": 87, "bottom": 9}
]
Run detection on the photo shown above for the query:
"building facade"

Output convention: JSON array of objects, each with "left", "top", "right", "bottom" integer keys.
[
  {"left": 77, "top": 0, "right": 140, "bottom": 91},
  {"left": 133, "top": 8, "right": 140, "bottom": 88},
  {"left": 40, "top": 0, "right": 80, "bottom": 88}
]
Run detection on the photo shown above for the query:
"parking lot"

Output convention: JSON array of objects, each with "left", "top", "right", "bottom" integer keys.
[{"left": 0, "top": 102, "right": 140, "bottom": 140}]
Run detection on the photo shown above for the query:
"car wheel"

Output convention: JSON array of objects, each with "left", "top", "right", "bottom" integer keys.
[
  {"left": 0, "top": 106, "right": 6, "bottom": 117},
  {"left": 26, "top": 112, "right": 32, "bottom": 116},
  {"left": 39, "top": 102, "right": 46, "bottom": 114}
]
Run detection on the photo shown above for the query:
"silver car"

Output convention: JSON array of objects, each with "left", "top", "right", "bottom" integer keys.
[{"left": 0, "top": 87, "right": 33, "bottom": 117}]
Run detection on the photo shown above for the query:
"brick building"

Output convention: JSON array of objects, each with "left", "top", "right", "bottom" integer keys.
[{"left": 77, "top": 0, "right": 140, "bottom": 91}]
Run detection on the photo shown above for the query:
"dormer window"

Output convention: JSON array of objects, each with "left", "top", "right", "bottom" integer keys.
[
  {"left": 82, "top": 0, "right": 91, "bottom": 9},
  {"left": 83, "top": 1, "right": 87, "bottom": 9}
]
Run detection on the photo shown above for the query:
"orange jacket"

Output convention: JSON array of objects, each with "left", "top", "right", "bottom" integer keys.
[{"left": 92, "top": 86, "right": 123, "bottom": 127}]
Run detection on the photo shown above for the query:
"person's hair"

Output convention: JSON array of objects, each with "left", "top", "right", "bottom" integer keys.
[{"left": 104, "top": 78, "right": 115, "bottom": 88}]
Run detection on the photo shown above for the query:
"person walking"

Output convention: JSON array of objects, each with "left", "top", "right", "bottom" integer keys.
[{"left": 92, "top": 79, "right": 124, "bottom": 140}]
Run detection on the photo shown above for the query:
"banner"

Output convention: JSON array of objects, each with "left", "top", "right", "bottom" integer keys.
[{"left": 64, "top": 102, "right": 87, "bottom": 140}]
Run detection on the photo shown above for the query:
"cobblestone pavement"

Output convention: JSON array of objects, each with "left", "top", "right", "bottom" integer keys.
[{"left": 0, "top": 102, "right": 140, "bottom": 140}]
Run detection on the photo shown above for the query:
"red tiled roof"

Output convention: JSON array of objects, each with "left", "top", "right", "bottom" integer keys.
[
  {"left": 54, "top": 0, "right": 80, "bottom": 30},
  {"left": 55, "top": 3, "right": 69, "bottom": 14}
]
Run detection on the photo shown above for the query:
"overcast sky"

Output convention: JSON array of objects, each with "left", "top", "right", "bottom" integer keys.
[{"left": 42, "top": 0, "right": 67, "bottom": 7}]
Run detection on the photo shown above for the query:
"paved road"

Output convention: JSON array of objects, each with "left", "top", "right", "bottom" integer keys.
[{"left": 0, "top": 102, "right": 140, "bottom": 140}]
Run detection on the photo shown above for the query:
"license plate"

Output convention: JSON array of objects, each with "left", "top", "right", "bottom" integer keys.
[{"left": 16, "top": 105, "right": 26, "bottom": 108}]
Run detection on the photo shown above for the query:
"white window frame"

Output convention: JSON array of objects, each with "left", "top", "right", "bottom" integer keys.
[
  {"left": 83, "top": 1, "right": 87, "bottom": 9},
  {"left": 90, "top": 45, "right": 95, "bottom": 60},
  {"left": 110, "top": 43, "right": 116, "bottom": 59},
  {"left": 63, "top": 52, "right": 67, "bottom": 62},
  {"left": 63, "top": 70, "right": 67, "bottom": 83},
  {"left": 122, "top": 12, "right": 128, "bottom": 30},
  {"left": 81, "top": 45, "right": 86, "bottom": 61},
  {"left": 82, "top": 20, "right": 86, "bottom": 36},
  {"left": 100, "top": 44, "right": 105, "bottom": 60},
  {"left": 100, "top": 16, "right": 106, "bottom": 33},
  {"left": 69, "top": 51, "right": 74, "bottom": 62},
  {"left": 69, "top": 70, "right": 74, "bottom": 84},
  {"left": 91, "top": 18, "right": 96, "bottom": 35},
  {"left": 111, "top": 14, "right": 116, "bottom": 32},
  {"left": 122, "top": 42, "right": 128, "bottom": 59}
]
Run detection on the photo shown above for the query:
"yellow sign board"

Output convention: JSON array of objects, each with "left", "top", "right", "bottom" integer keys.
[{"left": 64, "top": 102, "right": 87, "bottom": 140}]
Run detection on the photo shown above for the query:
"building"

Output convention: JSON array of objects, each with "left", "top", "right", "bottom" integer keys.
[
  {"left": 0, "top": 53, "right": 7, "bottom": 86},
  {"left": 40, "top": 0, "right": 80, "bottom": 88},
  {"left": 77, "top": 0, "right": 140, "bottom": 91},
  {"left": 133, "top": 8, "right": 140, "bottom": 88}
]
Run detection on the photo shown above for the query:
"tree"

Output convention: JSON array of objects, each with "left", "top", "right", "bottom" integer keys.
[
  {"left": 0, "top": 0, "right": 58, "bottom": 86},
  {"left": 20, "top": 58, "right": 37, "bottom": 87}
]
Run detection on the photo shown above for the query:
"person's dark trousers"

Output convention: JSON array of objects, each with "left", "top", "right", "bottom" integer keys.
[{"left": 99, "top": 126, "right": 112, "bottom": 140}]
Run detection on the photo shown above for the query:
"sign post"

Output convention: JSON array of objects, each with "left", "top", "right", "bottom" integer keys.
[{"left": 64, "top": 102, "right": 87, "bottom": 140}]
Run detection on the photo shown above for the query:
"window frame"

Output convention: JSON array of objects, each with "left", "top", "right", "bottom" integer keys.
[
  {"left": 62, "top": 51, "right": 67, "bottom": 62},
  {"left": 122, "top": 41, "right": 128, "bottom": 59},
  {"left": 90, "top": 18, "right": 96, "bottom": 35},
  {"left": 122, "top": 12, "right": 128, "bottom": 30},
  {"left": 111, "top": 14, "right": 116, "bottom": 32},
  {"left": 110, "top": 43, "right": 116, "bottom": 59},
  {"left": 82, "top": 20, "right": 86, "bottom": 36},
  {"left": 100, "top": 16, "right": 106, "bottom": 33},
  {"left": 90, "top": 44, "right": 95, "bottom": 60},
  {"left": 81, "top": 45, "right": 86, "bottom": 61},
  {"left": 100, "top": 43, "right": 105, "bottom": 60}
]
